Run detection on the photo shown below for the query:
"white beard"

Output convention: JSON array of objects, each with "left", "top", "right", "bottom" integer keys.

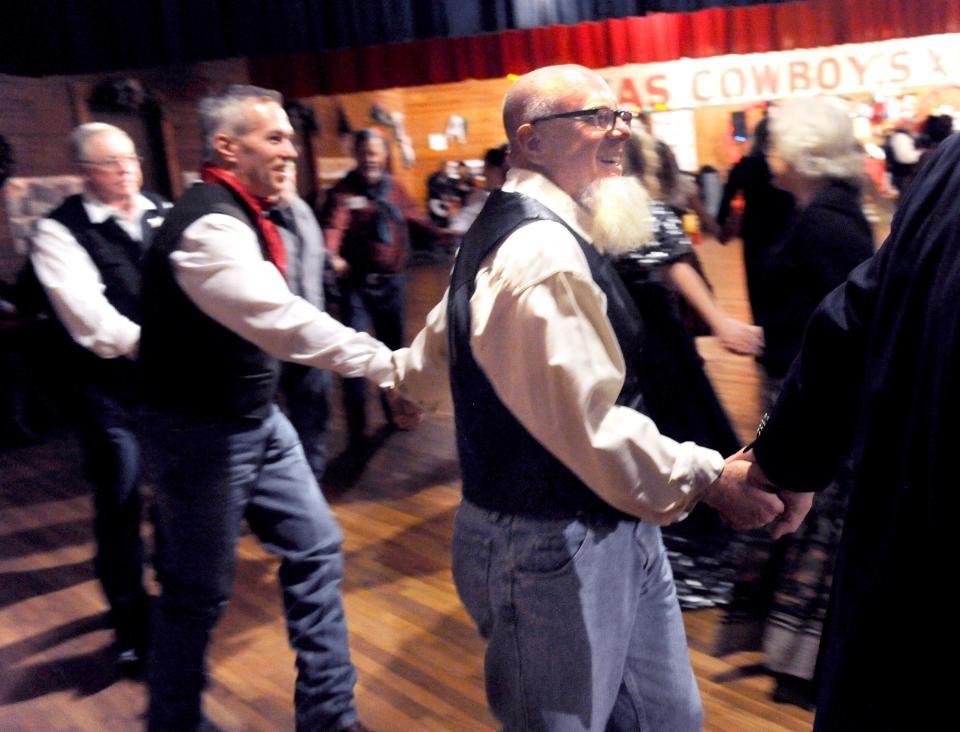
[{"left": 578, "top": 176, "right": 653, "bottom": 256}]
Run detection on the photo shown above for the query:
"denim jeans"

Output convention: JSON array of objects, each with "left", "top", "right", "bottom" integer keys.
[
  {"left": 145, "top": 405, "right": 357, "bottom": 732},
  {"left": 280, "top": 364, "right": 331, "bottom": 483},
  {"left": 452, "top": 500, "right": 703, "bottom": 732},
  {"left": 77, "top": 385, "right": 149, "bottom": 649},
  {"left": 340, "top": 275, "right": 405, "bottom": 441}
]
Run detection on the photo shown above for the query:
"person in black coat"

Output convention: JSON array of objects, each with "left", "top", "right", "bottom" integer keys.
[
  {"left": 717, "top": 116, "right": 795, "bottom": 323},
  {"left": 736, "top": 126, "right": 960, "bottom": 732},
  {"left": 717, "top": 97, "right": 874, "bottom": 704}
]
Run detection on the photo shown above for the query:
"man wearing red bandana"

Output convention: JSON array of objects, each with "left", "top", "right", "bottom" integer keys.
[{"left": 139, "top": 85, "right": 392, "bottom": 732}]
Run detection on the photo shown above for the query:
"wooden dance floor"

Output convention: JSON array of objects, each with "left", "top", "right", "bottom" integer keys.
[{"left": 0, "top": 239, "right": 816, "bottom": 731}]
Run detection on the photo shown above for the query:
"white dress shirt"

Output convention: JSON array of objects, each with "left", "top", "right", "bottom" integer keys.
[
  {"left": 396, "top": 168, "right": 724, "bottom": 524},
  {"left": 171, "top": 212, "right": 394, "bottom": 386},
  {"left": 30, "top": 192, "right": 162, "bottom": 359}
]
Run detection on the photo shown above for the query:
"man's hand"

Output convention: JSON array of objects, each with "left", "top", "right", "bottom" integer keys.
[
  {"left": 725, "top": 450, "right": 814, "bottom": 538},
  {"left": 331, "top": 254, "right": 351, "bottom": 277},
  {"left": 768, "top": 490, "right": 814, "bottom": 539},
  {"left": 702, "top": 454, "right": 784, "bottom": 530},
  {"left": 716, "top": 318, "right": 764, "bottom": 356},
  {"left": 384, "top": 387, "right": 423, "bottom": 430}
]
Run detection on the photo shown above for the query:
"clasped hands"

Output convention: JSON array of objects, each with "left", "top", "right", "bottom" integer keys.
[
  {"left": 383, "top": 386, "right": 423, "bottom": 430},
  {"left": 702, "top": 449, "right": 813, "bottom": 539}
]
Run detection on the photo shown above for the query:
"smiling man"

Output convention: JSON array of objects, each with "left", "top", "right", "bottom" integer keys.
[
  {"left": 138, "top": 85, "right": 390, "bottom": 732},
  {"left": 394, "top": 65, "right": 785, "bottom": 730}
]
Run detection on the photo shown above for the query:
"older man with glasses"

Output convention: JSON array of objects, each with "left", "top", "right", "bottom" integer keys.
[
  {"left": 29, "top": 122, "right": 170, "bottom": 674},
  {"left": 394, "top": 65, "right": 786, "bottom": 731}
]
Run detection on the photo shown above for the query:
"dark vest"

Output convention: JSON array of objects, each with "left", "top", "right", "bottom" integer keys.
[
  {"left": 140, "top": 183, "right": 281, "bottom": 420},
  {"left": 43, "top": 192, "right": 167, "bottom": 393},
  {"left": 448, "top": 190, "right": 646, "bottom": 518}
]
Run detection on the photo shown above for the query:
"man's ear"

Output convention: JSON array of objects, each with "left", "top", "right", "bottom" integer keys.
[
  {"left": 515, "top": 123, "right": 543, "bottom": 162},
  {"left": 212, "top": 132, "right": 236, "bottom": 164}
]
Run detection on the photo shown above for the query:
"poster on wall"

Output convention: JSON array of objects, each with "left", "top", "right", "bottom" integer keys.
[{"left": 649, "top": 110, "right": 699, "bottom": 173}]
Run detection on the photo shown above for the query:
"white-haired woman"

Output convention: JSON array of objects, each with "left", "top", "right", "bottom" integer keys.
[
  {"left": 717, "top": 96, "right": 875, "bottom": 707},
  {"left": 758, "top": 97, "right": 875, "bottom": 379}
]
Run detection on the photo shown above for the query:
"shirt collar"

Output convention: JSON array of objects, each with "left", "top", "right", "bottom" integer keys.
[
  {"left": 501, "top": 168, "right": 593, "bottom": 243},
  {"left": 81, "top": 191, "right": 156, "bottom": 225}
]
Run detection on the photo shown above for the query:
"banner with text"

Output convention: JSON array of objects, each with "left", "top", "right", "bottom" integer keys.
[{"left": 600, "top": 33, "right": 960, "bottom": 110}]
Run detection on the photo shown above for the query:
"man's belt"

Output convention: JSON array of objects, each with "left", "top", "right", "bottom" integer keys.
[{"left": 360, "top": 272, "right": 400, "bottom": 285}]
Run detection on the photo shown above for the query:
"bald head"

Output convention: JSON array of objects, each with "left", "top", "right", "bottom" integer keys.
[
  {"left": 501, "top": 64, "right": 629, "bottom": 199},
  {"left": 502, "top": 65, "right": 611, "bottom": 148}
]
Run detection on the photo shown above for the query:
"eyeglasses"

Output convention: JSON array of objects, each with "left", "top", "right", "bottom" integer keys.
[
  {"left": 530, "top": 107, "right": 633, "bottom": 131},
  {"left": 80, "top": 155, "right": 143, "bottom": 170}
]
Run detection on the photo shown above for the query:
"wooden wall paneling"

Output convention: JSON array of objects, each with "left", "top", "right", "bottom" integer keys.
[
  {"left": 160, "top": 119, "right": 185, "bottom": 199},
  {"left": 395, "top": 78, "right": 513, "bottom": 204},
  {"left": 307, "top": 77, "right": 514, "bottom": 205}
]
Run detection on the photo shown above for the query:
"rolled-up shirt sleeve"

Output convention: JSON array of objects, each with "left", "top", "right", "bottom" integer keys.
[
  {"left": 470, "top": 220, "right": 723, "bottom": 524},
  {"left": 172, "top": 213, "right": 394, "bottom": 386},
  {"left": 31, "top": 218, "right": 140, "bottom": 359}
]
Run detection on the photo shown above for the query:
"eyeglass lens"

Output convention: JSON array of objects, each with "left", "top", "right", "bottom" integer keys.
[
  {"left": 596, "top": 108, "right": 632, "bottom": 130},
  {"left": 87, "top": 155, "right": 141, "bottom": 168}
]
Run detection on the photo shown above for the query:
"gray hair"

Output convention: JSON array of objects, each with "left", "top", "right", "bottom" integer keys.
[
  {"left": 198, "top": 84, "right": 283, "bottom": 163},
  {"left": 502, "top": 65, "right": 608, "bottom": 147},
  {"left": 770, "top": 97, "right": 863, "bottom": 183},
  {"left": 68, "top": 122, "right": 132, "bottom": 164}
]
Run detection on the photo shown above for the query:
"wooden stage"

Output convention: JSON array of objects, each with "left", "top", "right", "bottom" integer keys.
[{"left": 0, "top": 239, "right": 816, "bottom": 731}]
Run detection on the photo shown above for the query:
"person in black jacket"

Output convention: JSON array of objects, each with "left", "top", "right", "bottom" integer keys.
[
  {"left": 717, "top": 116, "right": 795, "bottom": 324},
  {"left": 733, "top": 123, "right": 960, "bottom": 732}
]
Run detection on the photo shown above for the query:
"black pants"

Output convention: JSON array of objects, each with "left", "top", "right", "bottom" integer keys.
[
  {"left": 340, "top": 274, "right": 405, "bottom": 441},
  {"left": 77, "top": 385, "right": 150, "bottom": 647}
]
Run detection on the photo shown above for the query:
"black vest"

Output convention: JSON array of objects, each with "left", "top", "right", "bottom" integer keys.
[
  {"left": 140, "top": 183, "right": 281, "bottom": 420},
  {"left": 43, "top": 192, "right": 167, "bottom": 392},
  {"left": 448, "top": 190, "right": 646, "bottom": 518}
]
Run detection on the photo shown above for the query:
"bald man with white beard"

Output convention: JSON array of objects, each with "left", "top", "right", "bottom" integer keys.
[{"left": 393, "top": 65, "right": 786, "bottom": 730}]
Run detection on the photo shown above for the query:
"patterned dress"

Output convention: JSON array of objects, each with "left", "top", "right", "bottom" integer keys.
[{"left": 614, "top": 200, "right": 741, "bottom": 610}]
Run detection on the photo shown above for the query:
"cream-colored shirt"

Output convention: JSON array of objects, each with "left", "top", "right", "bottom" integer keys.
[
  {"left": 31, "top": 192, "right": 165, "bottom": 359},
  {"left": 171, "top": 212, "right": 394, "bottom": 385},
  {"left": 396, "top": 168, "right": 724, "bottom": 524}
]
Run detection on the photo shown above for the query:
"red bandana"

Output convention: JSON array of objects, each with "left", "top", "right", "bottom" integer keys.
[{"left": 200, "top": 164, "right": 287, "bottom": 276}]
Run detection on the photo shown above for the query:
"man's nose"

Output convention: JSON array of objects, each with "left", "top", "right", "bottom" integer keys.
[
  {"left": 282, "top": 138, "right": 298, "bottom": 158},
  {"left": 610, "top": 115, "right": 631, "bottom": 138}
]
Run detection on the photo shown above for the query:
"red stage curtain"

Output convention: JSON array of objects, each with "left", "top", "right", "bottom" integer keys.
[{"left": 250, "top": 0, "right": 960, "bottom": 96}]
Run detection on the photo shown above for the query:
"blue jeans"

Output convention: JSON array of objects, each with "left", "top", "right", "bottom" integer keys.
[
  {"left": 341, "top": 275, "right": 405, "bottom": 441},
  {"left": 281, "top": 364, "right": 331, "bottom": 483},
  {"left": 452, "top": 501, "right": 702, "bottom": 732},
  {"left": 145, "top": 405, "right": 357, "bottom": 732}
]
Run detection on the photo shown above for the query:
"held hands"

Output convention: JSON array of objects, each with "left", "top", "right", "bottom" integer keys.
[
  {"left": 716, "top": 318, "right": 765, "bottom": 356},
  {"left": 768, "top": 490, "right": 814, "bottom": 539},
  {"left": 383, "top": 387, "right": 423, "bottom": 430},
  {"left": 703, "top": 449, "right": 813, "bottom": 537},
  {"left": 703, "top": 456, "right": 784, "bottom": 530}
]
